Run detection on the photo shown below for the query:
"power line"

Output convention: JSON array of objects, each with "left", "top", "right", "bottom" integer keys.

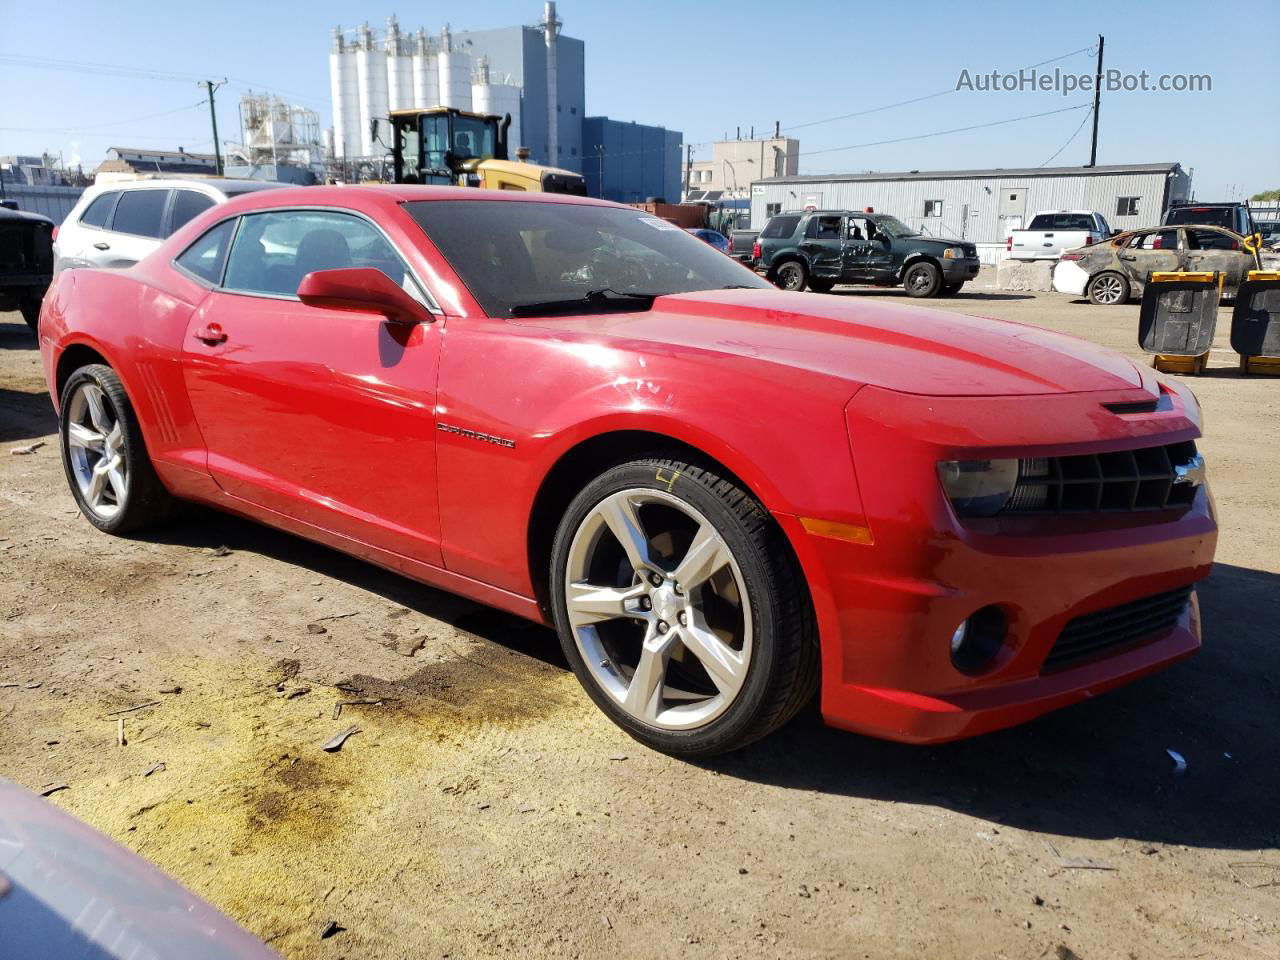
[
  {"left": 0, "top": 100, "right": 208, "bottom": 134},
  {"left": 800, "top": 103, "right": 1091, "bottom": 160},
  {"left": 1039, "top": 106, "right": 1093, "bottom": 167}
]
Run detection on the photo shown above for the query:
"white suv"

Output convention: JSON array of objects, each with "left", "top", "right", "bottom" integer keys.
[{"left": 54, "top": 178, "right": 280, "bottom": 274}]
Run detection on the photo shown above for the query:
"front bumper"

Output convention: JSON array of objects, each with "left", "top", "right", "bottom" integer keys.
[
  {"left": 941, "top": 256, "right": 981, "bottom": 281},
  {"left": 784, "top": 383, "right": 1216, "bottom": 744}
]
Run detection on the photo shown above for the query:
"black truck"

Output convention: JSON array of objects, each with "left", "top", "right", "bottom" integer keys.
[
  {"left": 0, "top": 202, "right": 55, "bottom": 331},
  {"left": 755, "top": 210, "right": 980, "bottom": 297}
]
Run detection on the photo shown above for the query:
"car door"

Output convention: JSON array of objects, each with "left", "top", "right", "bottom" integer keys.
[
  {"left": 1116, "top": 229, "right": 1181, "bottom": 291},
  {"left": 1183, "top": 228, "right": 1249, "bottom": 295},
  {"left": 798, "top": 215, "right": 844, "bottom": 280},
  {"left": 99, "top": 188, "right": 170, "bottom": 267},
  {"left": 841, "top": 216, "right": 895, "bottom": 281},
  {"left": 179, "top": 208, "right": 444, "bottom": 565}
]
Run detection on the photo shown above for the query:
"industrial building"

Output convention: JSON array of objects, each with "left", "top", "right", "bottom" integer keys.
[
  {"left": 749, "top": 162, "right": 1190, "bottom": 263},
  {"left": 581, "top": 118, "right": 682, "bottom": 203},
  {"left": 326, "top": 3, "right": 680, "bottom": 192},
  {"left": 686, "top": 135, "right": 800, "bottom": 202}
]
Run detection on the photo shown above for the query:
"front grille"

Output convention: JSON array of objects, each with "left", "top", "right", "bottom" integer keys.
[
  {"left": 1005, "top": 441, "right": 1200, "bottom": 514},
  {"left": 1043, "top": 585, "right": 1192, "bottom": 672}
]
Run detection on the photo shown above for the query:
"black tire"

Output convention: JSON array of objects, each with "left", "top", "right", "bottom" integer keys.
[
  {"left": 807, "top": 279, "right": 835, "bottom": 294},
  {"left": 941, "top": 281, "right": 964, "bottom": 297},
  {"left": 773, "top": 260, "right": 808, "bottom": 292},
  {"left": 550, "top": 457, "right": 819, "bottom": 758},
  {"left": 903, "top": 261, "right": 942, "bottom": 298},
  {"left": 20, "top": 299, "right": 40, "bottom": 332},
  {"left": 59, "top": 364, "right": 174, "bottom": 534},
  {"left": 1087, "top": 271, "right": 1130, "bottom": 306}
]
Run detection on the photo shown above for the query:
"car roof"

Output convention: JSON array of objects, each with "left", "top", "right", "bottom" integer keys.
[
  {"left": 85, "top": 177, "right": 280, "bottom": 197},
  {"left": 209, "top": 183, "right": 625, "bottom": 218}
]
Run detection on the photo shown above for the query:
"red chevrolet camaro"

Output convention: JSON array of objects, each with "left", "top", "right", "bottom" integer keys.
[{"left": 38, "top": 186, "right": 1217, "bottom": 756}]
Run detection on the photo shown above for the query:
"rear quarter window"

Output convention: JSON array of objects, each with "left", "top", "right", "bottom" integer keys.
[
  {"left": 760, "top": 215, "right": 801, "bottom": 239},
  {"left": 79, "top": 192, "right": 118, "bottom": 228}
]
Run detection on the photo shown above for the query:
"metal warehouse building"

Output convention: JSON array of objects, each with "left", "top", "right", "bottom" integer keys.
[{"left": 749, "top": 162, "right": 1190, "bottom": 263}]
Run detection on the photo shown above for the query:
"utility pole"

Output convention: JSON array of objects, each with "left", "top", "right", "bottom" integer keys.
[
  {"left": 203, "top": 79, "right": 226, "bottom": 176},
  {"left": 683, "top": 143, "right": 693, "bottom": 199},
  {"left": 1087, "top": 35, "right": 1104, "bottom": 167}
]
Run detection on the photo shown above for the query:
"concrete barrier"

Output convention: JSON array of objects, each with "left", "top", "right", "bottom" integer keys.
[{"left": 996, "top": 258, "right": 1055, "bottom": 292}]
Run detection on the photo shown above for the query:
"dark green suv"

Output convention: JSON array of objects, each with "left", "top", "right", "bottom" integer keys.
[{"left": 755, "top": 210, "right": 980, "bottom": 297}]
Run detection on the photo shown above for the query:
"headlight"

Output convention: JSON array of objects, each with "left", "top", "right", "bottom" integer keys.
[
  {"left": 942, "top": 246, "right": 965, "bottom": 259},
  {"left": 937, "top": 459, "right": 1019, "bottom": 516}
]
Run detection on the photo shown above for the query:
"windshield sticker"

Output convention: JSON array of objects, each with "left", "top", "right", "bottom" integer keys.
[{"left": 639, "top": 217, "right": 680, "bottom": 231}]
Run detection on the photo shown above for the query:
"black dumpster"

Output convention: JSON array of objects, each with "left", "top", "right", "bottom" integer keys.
[
  {"left": 1230, "top": 271, "right": 1280, "bottom": 375},
  {"left": 1138, "top": 271, "right": 1222, "bottom": 375}
]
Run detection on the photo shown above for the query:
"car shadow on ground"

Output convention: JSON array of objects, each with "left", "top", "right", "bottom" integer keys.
[
  {"left": 0, "top": 319, "right": 37, "bottom": 350},
  {"left": 128, "top": 501, "right": 1278, "bottom": 850},
  {"left": 0, "top": 387, "right": 58, "bottom": 443},
  {"left": 826, "top": 288, "right": 1035, "bottom": 302},
  {"left": 131, "top": 506, "right": 570, "bottom": 672},
  {"left": 702, "top": 561, "right": 1280, "bottom": 851}
]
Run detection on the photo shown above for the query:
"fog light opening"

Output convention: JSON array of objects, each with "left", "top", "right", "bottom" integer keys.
[{"left": 950, "top": 605, "right": 1008, "bottom": 674}]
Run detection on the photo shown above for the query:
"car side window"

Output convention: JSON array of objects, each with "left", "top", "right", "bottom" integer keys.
[
  {"left": 222, "top": 209, "right": 414, "bottom": 299},
  {"left": 1128, "top": 231, "right": 1178, "bottom": 251},
  {"left": 846, "top": 217, "right": 869, "bottom": 241},
  {"left": 79, "top": 192, "right": 118, "bottom": 229},
  {"left": 174, "top": 219, "right": 237, "bottom": 285},
  {"left": 111, "top": 190, "right": 169, "bottom": 239},
  {"left": 169, "top": 191, "right": 216, "bottom": 236},
  {"left": 805, "top": 215, "right": 841, "bottom": 240}
]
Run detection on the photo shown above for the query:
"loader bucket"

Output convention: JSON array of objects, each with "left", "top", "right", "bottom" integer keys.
[
  {"left": 1138, "top": 271, "right": 1221, "bottom": 375},
  {"left": 1230, "top": 271, "right": 1280, "bottom": 375}
]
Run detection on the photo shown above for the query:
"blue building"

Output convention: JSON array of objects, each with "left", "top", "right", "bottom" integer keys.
[{"left": 582, "top": 118, "right": 683, "bottom": 203}]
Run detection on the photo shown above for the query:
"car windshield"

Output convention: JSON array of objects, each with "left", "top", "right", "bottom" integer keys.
[
  {"left": 876, "top": 216, "right": 918, "bottom": 238},
  {"left": 404, "top": 199, "right": 770, "bottom": 317}
]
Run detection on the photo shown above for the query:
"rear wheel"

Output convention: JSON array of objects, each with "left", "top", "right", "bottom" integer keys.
[
  {"left": 1087, "top": 271, "right": 1130, "bottom": 306},
  {"left": 807, "top": 279, "right": 835, "bottom": 294},
  {"left": 903, "top": 262, "right": 942, "bottom": 298},
  {"left": 550, "top": 458, "right": 819, "bottom": 757},
  {"left": 773, "top": 260, "right": 808, "bottom": 292},
  {"left": 59, "top": 364, "right": 174, "bottom": 534}
]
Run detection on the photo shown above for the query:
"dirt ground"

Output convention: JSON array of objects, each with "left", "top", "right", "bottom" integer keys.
[{"left": 2, "top": 274, "right": 1278, "bottom": 959}]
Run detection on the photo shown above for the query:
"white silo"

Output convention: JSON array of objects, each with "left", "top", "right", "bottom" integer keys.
[
  {"left": 411, "top": 29, "right": 439, "bottom": 108},
  {"left": 355, "top": 23, "right": 388, "bottom": 156},
  {"left": 385, "top": 16, "right": 414, "bottom": 112},
  {"left": 474, "top": 80, "right": 523, "bottom": 157},
  {"left": 437, "top": 26, "right": 473, "bottom": 112},
  {"left": 328, "top": 28, "right": 359, "bottom": 158}
]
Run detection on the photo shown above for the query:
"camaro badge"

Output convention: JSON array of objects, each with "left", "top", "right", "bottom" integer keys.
[
  {"left": 437, "top": 422, "right": 516, "bottom": 449},
  {"left": 1173, "top": 454, "right": 1206, "bottom": 488}
]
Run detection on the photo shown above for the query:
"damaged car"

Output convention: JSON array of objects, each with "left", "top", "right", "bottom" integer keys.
[{"left": 1054, "top": 224, "right": 1256, "bottom": 305}]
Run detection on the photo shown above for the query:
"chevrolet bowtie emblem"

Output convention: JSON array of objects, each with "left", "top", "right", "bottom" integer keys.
[{"left": 1173, "top": 454, "right": 1206, "bottom": 488}]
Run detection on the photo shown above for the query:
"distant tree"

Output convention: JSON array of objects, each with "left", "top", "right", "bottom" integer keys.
[{"left": 1251, "top": 188, "right": 1280, "bottom": 201}]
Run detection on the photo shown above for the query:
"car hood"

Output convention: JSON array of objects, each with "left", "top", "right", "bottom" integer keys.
[{"left": 520, "top": 288, "right": 1143, "bottom": 397}]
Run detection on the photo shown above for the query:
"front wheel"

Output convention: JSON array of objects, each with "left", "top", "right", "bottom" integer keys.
[
  {"left": 773, "top": 260, "right": 808, "bottom": 292},
  {"left": 550, "top": 458, "right": 819, "bottom": 757},
  {"left": 941, "top": 281, "right": 964, "bottom": 296},
  {"left": 903, "top": 262, "right": 942, "bottom": 298},
  {"left": 807, "top": 279, "right": 835, "bottom": 294},
  {"left": 20, "top": 298, "right": 40, "bottom": 332},
  {"left": 59, "top": 364, "right": 174, "bottom": 534}
]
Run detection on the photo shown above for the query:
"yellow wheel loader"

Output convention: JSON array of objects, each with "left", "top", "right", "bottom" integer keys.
[{"left": 388, "top": 107, "right": 587, "bottom": 195}]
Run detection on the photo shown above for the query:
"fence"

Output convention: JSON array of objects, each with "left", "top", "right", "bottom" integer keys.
[{"left": 1, "top": 184, "right": 85, "bottom": 222}]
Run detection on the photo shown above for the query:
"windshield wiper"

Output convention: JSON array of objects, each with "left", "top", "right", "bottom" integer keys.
[{"left": 510, "top": 287, "right": 665, "bottom": 318}]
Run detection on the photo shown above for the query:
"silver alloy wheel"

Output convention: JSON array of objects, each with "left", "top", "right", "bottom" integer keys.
[
  {"left": 777, "top": 262, "right": 804, "bottom": 291},
  {"left": 1091, "top": 273, "right": 1125, "bottom": 304},
  {"left": 564, "top": 488, "right": 752, "bottom": 731},
  {"left": 65, "top": 381, "right": 128, "bottom": 520}
]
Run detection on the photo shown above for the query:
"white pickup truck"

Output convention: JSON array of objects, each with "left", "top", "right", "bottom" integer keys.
[{"left": 1006, "top": 210, "right": 1113, "bottom": 261}]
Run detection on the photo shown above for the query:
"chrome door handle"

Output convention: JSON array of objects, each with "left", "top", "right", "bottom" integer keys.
[
  {"left": 192, "top": 325, "right": 227, "bottom": 345},
  {"left": 93, "top": 242, "right": 110, "bottom": 250}
]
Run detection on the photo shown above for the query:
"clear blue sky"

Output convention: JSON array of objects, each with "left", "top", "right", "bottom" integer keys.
[{"left": 2, "top": 0, "right": 1276, "bottom": 198}]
